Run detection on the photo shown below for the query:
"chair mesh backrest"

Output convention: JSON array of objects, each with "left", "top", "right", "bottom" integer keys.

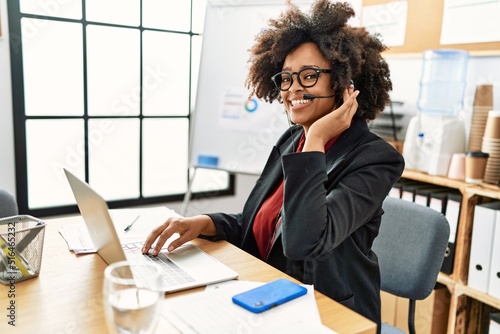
[
  {"left": 373, "top": 197, "right": 450, "bottom": 300},
  {"left": 0, "top": 189, "right": 19, "bottom": 218}
]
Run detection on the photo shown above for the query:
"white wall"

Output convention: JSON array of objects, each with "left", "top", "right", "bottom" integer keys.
[{"left": 0, "top": 0, "right": 16, "bottom": 196}]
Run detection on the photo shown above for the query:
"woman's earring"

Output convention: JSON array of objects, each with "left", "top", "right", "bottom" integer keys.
[{"left": 278, "top": 96, "right": 283, "bottom": 104}]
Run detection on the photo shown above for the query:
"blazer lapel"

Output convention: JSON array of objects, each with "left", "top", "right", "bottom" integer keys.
[
  {"left": 251, "top": 123, "right": 369, "bottom": 257},
  {"left": 255, "top": 127, "right": 302, "bottom": 203},
  {"left": 271, "top": 121, "right": 370, "bottom": 245},
  {"left": 240, "top": 128, "right": 301, "bottom": 245}
]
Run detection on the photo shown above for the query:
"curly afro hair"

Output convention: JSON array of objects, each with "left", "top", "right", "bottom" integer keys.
[{"left": 245, "top": 0, "right": 392, "bottom": 121}]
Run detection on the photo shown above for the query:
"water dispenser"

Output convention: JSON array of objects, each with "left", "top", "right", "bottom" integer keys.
[
  {"left": 403, "top": 49, "right": 469, "bottom": 176},
  {"left": 417, "top": 49, "right": 470, "bottom": 114}
]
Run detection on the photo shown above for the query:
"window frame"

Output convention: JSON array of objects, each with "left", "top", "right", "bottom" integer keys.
[{"left": 7, "top": 0, "right": 235, "bottom": 217}]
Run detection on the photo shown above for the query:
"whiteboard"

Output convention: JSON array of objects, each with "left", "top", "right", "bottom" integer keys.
[{"left": 190, "top": 0, "right": 312, "bottom": 175}]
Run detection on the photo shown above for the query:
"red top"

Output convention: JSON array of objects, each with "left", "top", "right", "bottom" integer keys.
[{"left": 253, "top": 132, "right": 341, "bottom": 260}]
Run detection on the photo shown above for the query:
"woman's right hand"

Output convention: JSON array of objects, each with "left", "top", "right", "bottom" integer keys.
[{"left": 141, "top": 215, "right": 217, "bottom": 255}]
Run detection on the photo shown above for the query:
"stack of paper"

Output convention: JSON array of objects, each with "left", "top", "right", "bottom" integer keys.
[
  {"left": 158, "top": 280, "right": 338, "bottom": 334},
  {"left": 59, "top": 206, "right": 181, "bottom": 254}
]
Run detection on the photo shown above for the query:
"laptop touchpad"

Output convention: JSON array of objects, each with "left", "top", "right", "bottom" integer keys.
[{"left": 166, "top": 244, "right": 227, "bottom": 278}]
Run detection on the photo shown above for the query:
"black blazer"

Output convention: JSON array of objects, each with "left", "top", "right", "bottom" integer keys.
[{"left": 206, "top": 119, "right": 405, "bottom": 330}]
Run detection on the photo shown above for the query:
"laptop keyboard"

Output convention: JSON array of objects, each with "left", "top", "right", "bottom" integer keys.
[{"left": 122, "top": 242, "right": 196, "bottom": 287}]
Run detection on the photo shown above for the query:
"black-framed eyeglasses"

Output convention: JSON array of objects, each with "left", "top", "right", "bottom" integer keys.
[{"left": 271, "top": 67, "right": 332, "bottom": 91}]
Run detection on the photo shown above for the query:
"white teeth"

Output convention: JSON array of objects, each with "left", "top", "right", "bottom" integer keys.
[{"left": 290, "top": 100, "right": 311, "bottom": 106}]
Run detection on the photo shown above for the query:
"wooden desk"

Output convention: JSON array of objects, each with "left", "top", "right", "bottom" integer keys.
[{"left": 0, "top": 216, "right": 376, "bottom": 334}]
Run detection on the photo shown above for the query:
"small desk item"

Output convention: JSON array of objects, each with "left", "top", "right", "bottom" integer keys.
[
  {"left": 0, "top": 215, "right": 47, "bottom": 284},
  {"left": 164, "top": 281, "right": 336, "bottom": 333},
  {"left": 123, "top": 215, "right": 140, "bottom": 232},
  {"left": 232, "top": 278, "right": 307, "bottom": 313},
  {"left": 0, "top": 234, "right": 30, "bottom": 278}
]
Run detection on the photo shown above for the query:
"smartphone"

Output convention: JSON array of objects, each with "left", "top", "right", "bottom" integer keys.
[{"left": 232, "top": 278, "right": 307, "bottom": 313}]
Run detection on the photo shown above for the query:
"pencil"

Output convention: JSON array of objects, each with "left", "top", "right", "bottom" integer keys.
[{"left": 0, "top": 235, "right": 30, "bottom": 277}]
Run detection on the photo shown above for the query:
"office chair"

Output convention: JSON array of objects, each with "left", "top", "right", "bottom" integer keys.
[
  {"left": 0, "top": 189, "right": 18, "bottom": 218},
  {"left": 373, "top": 196, "right": 450, "bottom": 334}
]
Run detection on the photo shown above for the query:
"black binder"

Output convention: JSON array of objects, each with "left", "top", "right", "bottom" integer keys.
[
  {"left": 441, "top": 191, "right": 462, "bottom": 275},
  {"left": 414, "top": 186, "right": 449, "bottom": 207},
  {"left": 429, "top": 190, "right": 449, "bottom": 214},
  {"left": 400, "top": 181, "right": 431, "bottom": 202},
  {"left": 389, "top": 178, "right": 422, "bottom": 199}
]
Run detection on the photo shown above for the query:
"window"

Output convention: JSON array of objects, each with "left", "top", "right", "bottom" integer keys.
[{"left": 8, "top": 0, "right": 233, "bottom": 217}]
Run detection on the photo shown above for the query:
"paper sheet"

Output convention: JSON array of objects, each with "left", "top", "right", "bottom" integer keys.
[
  {"left": 59, "top": 206, "right": 181, "bottom": 253},
  {"left": 110, "top": 206, "right": 182, "bottom": 243},
  {"left": 361, "top": 1, "right": 408, "bottom": 47},
  {"left": 441, "top": 0, "right": 500, "bottom": 45},
  {"left": 59, "top": 222, "right": 96, "bottom": 254},
  {"left": 158, "top": 280, "right": 338, "bottom": 334}
]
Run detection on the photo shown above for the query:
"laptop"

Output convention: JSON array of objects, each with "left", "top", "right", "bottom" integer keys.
[{"left": 63, "top": 168, "right": 238, "bottom": 293}]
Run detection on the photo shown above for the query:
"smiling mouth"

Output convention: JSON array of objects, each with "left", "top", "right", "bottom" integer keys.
[{"left": 290, "top": 99, "right": 312, "bottom": 107}]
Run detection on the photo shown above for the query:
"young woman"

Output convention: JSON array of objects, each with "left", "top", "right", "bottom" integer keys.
[{"left": 143, "top": 1, "right": 404, "bottom": 330}]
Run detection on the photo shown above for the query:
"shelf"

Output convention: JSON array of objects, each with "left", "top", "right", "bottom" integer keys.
[
  {"left": 438, "top": 273, "right": 500, "bottom": 311},
  {"left": 402, "top": 169, "right": 469, "bottom": 192},
  {"left": 401, "top": 168, "right": 500, "bottom": 333},
  {"left": 468, "top": 183, "right": 500, "bottom": 201},
  {"left": 455, "top": 284, "right": 500, "bottom": 310},
  {"left": 437, "top": 272, "right": 455, "bottom": 292}
]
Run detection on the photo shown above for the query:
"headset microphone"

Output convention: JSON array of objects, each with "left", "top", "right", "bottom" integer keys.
[{"left": 303, "top": 93, "right": 336, "bottom": 100}]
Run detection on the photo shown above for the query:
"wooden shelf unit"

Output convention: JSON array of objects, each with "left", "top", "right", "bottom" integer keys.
[{"left": 401, "top": 169, "right": 500, "bottom": 333}]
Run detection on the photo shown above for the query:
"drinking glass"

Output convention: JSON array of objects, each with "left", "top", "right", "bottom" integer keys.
[{"left": 103, "top": 261, "right": 163, "bottom": 334}]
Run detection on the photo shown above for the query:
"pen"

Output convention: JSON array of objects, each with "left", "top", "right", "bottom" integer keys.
[
  {"left": 17, "top": 222, "right": 44, "bottom": 253},
  {"left": 124, "top": 215, "right": 140, "bottom": 232},
  {"left": 0, "top": 235, "right": 30, "bottom": 277}
]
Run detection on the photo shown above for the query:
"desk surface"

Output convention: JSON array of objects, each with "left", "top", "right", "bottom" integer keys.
[{"left": 0, "top": 215, "right": 376, "bottom": 334}]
